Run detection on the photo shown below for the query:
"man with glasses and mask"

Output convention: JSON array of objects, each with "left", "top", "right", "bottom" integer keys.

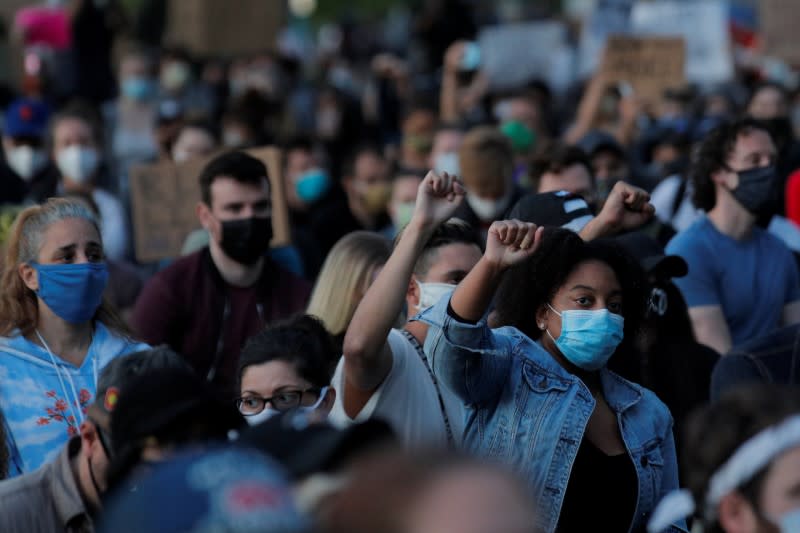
[
  {"left": 132, "top": 151, "right": 311, "bottom": 393},
  {"left": 666, "top": 119, "right": 800, "bottom": 355},
  {"left": 0, "top": 347, "right": 189, "bottom": 532}
]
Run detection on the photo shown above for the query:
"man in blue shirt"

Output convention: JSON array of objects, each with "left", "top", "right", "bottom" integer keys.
[{"left": 666, "top": 118, "right": 800, "bottom": 354}]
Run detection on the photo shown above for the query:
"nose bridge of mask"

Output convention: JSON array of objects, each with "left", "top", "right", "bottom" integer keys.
[{"left": 416, "top": 279, "right": 456, "bottom": 311}]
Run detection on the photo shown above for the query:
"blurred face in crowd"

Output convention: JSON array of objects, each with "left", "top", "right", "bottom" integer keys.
[
  {"left": 718, "top": 447, "right": 800, "bottom": 533},
  {"left": 2, "top": 132, "right": 47, "bottom": 181},
  {"left": 238, "top": 360, "right": 334, "bottom": 423},
  {"left": 407, "top": 465, "right": 538, "bottom": 533},
  {"left": 748, "top": 86, "right": 788, "bottom": 120},
  {"left": 316, "top": 89, "right": 343, "bottom": 141},
  {"left": 285, "top": 146, "right": 315, "bottom": 210},
  {"left": 402, "top": 110, "right": 436, "bottom": 168},
  {"left": 591, "top": 149, "right": 628, "bottom": 201},
  {"left": 52, "top": 117, "right": 100, "bottom": 187},
  {"left": 508, "top": 96, "right": 540, "bottom": 136},
  {"left": 537, "top": 163, "right": 595, "bottom": 204},
  {"left": 429, "top": 128, "right": 463, "bottom": 176},
  {"left": 160, "top": 57, "right": 192, "bottom": 94},
  {"left": 119, "top": 53, "right": 156, "bottom": 103},
  {"left": 344, "top": 151, "right": 391, "bottom": 218},
  {"left": 388, "top": 175, "right": 422, "bottom": 231},
  {"left": 171, "top": 126, "right": 216, "bottom": 164}
]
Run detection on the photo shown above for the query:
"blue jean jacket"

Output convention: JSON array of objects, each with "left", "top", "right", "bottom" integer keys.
[{"left": 417, "top": 297, "right": 687, "bottom": 533}]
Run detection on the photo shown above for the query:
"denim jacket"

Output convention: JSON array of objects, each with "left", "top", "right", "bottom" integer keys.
[{"left": 417, "top": 296, "right": 687, "bottom": 533}]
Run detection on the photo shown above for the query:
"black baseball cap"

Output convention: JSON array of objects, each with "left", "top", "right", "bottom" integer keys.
[
  {"left": 615, "top": 231, "right": 688, "bottom": 280},
  {"left": 509, "top": 191, "right": 595, "bottom": 233}
]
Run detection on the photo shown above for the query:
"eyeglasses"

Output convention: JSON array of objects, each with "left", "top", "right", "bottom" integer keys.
[{"left": 235, "top": 387, "right": 324, "bottom": 416}]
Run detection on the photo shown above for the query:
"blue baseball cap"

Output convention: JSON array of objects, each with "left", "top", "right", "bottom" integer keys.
[
  {"left": 3, "top": 98, "right": 51, "bottom": 138},
  {"left": 99, "top": 446, "right": 310, "bottom": 533}
]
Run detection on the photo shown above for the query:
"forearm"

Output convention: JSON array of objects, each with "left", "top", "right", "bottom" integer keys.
[
  {"left": 343, "top": 219, "right": 432, "bottom": 371},
  {"left": 439, "top": 71, "right": 461, "bottom": 122},
  {"left": 449, "top": 256, "right": 505, "bottom": 323}
]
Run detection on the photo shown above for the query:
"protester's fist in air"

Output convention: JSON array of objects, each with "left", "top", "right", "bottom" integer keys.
[
  {"left": 485, "top": 219, "right": 543, "bottom": 270},
  {"left": 412, "top": 171, "right": 465, "bottom": 229}
]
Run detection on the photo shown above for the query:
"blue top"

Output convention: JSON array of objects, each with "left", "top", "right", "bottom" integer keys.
[
  {"left": 0, "top": 323, "right": 149, "bottom": 476},
  {"left": 417, "top": 296, "right": 687, "bottom": 533},
  {"left": 666, "top": 216, "right": 800, "bottom": 345}
]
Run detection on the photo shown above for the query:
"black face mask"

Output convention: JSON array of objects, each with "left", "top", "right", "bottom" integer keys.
[
  {"left": 219, "top": 217, "right": 273, "bottom": 265},
  {"left": 730, "top": 165, "right": 779, "bottom": 216}
]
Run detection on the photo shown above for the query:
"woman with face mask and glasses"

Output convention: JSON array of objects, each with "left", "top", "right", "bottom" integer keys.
[
  {"left": 417, "top": 224, "right": 685, "bottom": 533},
  {"left": 236, "top": 314, "right": 337, "bottom": 426},
  {"left": 0, "top": 198, "right": 149, "bottom": 477}
]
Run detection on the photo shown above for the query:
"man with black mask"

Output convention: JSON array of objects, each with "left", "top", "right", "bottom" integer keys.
[
  {"left": 132, "top": 152, "right": 311, "bottom": 392},
  {"left": 666, "top": 119, "right": 800, "bottom": 355}
]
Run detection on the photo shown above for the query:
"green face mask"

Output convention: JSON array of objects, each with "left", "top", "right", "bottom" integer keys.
[{"left": 392, "top": 201, "right": 416, "bottom": 230}]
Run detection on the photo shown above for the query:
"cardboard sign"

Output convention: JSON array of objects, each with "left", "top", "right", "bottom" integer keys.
[
  {"left": 130, "top": 147, "right": 289, "bottom": 263},
  {"left": 478, "top": 21, "right": 570, "bottom": 91},
  {"left": 631, "top": 0, "right": 733, "bottom": 85},
  {"left": 602, "top": 35, "right": 686, "bottom": 102},
  {"left": 760, "top": 0, "right": 800, "bottom": 65},
  {"left": 166, "top": 0, "right": 286, "bottom": 57}
]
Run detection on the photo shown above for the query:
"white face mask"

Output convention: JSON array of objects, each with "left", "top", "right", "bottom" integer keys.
[
  {"left": 56, "top": 145, "right": 99, "bottom": 184},
  {"left": 415, "top": 280, "right": 456, "bottom": 313},
  {"left": 245, "top": 406, "right": 279, "bottom": 427},
  {"left": 172, "top": 149, "right": 192, "bottom": 164},
  {"left": 466, "top": 192, "right": 511, "bottom": 222},
  {"left": 223, "top": 129, "right": 244, "bottom": 148},
  {"left": 5, "top": 145, "right": 47, "bottom": 181},
  {"left": 434, "top": 152, "right": 460, "bottom": 176}
]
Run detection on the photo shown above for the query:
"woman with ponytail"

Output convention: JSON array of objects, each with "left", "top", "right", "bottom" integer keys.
[{"left": 0, "top": 198, "right": 148, "bottom": 477}]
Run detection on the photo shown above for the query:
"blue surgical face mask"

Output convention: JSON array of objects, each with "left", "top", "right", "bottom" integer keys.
[
  {"left": 121, "top": 76, "right": 156, "bottom": 102},
  {"left": 32, "top": 262, "right": 109, "bottom": 324},
  {"left": 770, "top": 507, "right": 800, "bottom": 533},
  {"left": 545, "top": 304, "right": 624, "bottom": 371},
  {"left": 295, "top": 168, "right": 330, "bottom": 204}
]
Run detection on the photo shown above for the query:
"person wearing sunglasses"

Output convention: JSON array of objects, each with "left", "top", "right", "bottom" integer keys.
[{"left": 236, "top": 315, "right": 338, "bottom": 426}]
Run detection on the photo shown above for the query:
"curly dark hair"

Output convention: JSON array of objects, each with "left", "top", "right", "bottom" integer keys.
[
  {"left": 690, "top": 118, "right": 771, "bottom": 212},
  {"left": 493, "top": 228, "right": 646, "bottom": 344},
  {"left": 683, "top": 385, "right": 800, "bottom": 533}
]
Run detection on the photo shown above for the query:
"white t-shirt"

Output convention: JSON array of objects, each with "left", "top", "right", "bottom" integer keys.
[
  {"left": 651, "top": 175, "right": 703, "bottom": 233},
  {"left": 330, "top": 328, "right": 465, "bottom": 449}
]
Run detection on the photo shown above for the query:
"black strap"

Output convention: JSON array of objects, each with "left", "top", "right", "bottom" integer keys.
[
  {"left": 399, "top": 329, "right": 455, "bottom": 447},
  {"left": 669, "top": 177, "right": 689, "bottom": 222}
]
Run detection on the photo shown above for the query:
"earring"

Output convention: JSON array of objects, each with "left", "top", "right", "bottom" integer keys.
[{"left": 538, "top": 323, "right": 545, "bottom": 330}]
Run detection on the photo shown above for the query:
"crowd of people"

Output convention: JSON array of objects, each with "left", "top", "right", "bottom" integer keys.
[{"left": 0, "top": 1, "right": 800, "bottom": 532}]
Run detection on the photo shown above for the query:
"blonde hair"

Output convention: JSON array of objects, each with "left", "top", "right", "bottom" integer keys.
[
  {"left": 307, "top": 231, "right": 391, "bottom": 338},
  {"left": 0, "top": 198, "right": 127, "bottom": 337}
]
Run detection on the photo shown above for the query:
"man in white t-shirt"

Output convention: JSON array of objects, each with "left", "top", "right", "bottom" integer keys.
[{"left": 331, "top": 171, "right": 482, "bottom": 447}]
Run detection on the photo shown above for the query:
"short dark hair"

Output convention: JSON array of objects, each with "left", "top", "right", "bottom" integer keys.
[
  {"left": 530, "top": 144, "right": 594, "bottom": 192},
  {"left": 690, "top": 118, "right": 771, "bottom": 212},
  {"left": 396, "top": 219, "right": 482, "bottom": 278},
  {"left": 198, "top": 150, "right": 270, "bottom": 206},
  {"left": 237, "top": 314, "right": 337, "bottom": 391},
  {"left": 494, "top": 227, "right": 646, "bottom": 343},
  {"left": 683, "top": 385, "right": 800, "bottom": 533}
]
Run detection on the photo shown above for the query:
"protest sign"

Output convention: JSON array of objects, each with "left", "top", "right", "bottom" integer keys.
[
  {"left": 578, "top": 0, "right": 634, "bottom": 78},
  {"left": 760, "top": 0, "right": 800, "bottom": 65},
  {"left": 130, "top": 147, "right": 289, "bottom": 263},
  {"left": 166, "top": 0, "right": 286, "bottom": 57},
  {"left": 601, "top": 35, "right": 686, "bottom": 103},
  {"left": 631, "top": 0, "right": 733, "bottom": 85},
  {"left": 478, "top": 21, "right": 571, "bottom": 91}
]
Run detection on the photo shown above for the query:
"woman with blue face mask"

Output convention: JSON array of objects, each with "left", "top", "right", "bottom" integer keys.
[
  {"left": 418, "top": 224, "right": 685, "bottom": 533},
  {"left": 0, "top": 198, "right": 149, "bottom": 477},
  {"left": 236, "top": 315, "right": 337, "bottom": 427}
]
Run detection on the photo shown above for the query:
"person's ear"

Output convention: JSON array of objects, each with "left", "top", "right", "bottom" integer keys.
[
  {"left": 711, "top": 166, "right": 737, "bottom": 190},
  {"left": 535, "top": 304, "right": 550, "bottom": 333},
  {"left": 18, "top": 263, "right": 38, "bottom": 292},
  {"left": 717, "top": 492, "right": 759, "bottom": 533},
  {"left": 196, "top": 201, "right": 212, "bottom": 230}
]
